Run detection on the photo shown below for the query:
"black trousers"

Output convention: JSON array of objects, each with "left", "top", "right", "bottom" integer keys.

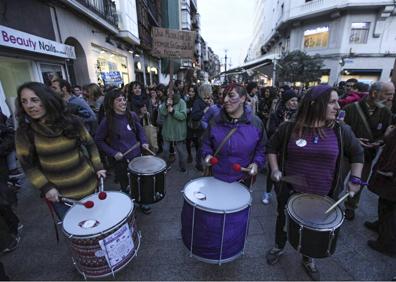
[
  {"left": 112, "top": 159, "right": 129, "bottom": 193},
  {"left": 377, "top": 197, "right": 396, "bottom": 254}
]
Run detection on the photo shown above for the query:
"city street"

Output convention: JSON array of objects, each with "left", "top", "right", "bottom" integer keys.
[{"left": 2, "top": 159, "right": 395, "bottom": 281}]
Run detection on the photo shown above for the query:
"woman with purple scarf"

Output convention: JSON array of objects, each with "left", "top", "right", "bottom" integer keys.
[
  {"left": 265, "top": 85, "right": 364, "bottom": 280},
  {"left": 201, "top": 83, "right": 267, "bottom": 186}
]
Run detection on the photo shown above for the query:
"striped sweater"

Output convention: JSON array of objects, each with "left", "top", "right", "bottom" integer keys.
[{"left": 16, "top": 121, "right": 103, "bottom": 199}]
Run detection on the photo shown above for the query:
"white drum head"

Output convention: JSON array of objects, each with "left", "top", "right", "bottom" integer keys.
[
  {"left": 62, "top": 192, "right": 133, "bottom": 237},
  {"left": 128, "top": 156, "right": 166, "bottom": 175},
  {"left": 183, "top": 177, "right": 251, "bottom": 213}
]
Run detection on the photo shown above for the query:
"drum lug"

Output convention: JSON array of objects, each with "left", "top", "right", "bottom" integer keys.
[
  {"left": 153, "top": 176, "right": 156, "bottom": 201},
  {"left": 326, "top": 229, "right": 336, "bottom": 256},
  {"left": 137, "top": 176, "right": 141, "bottom": 202},
  {"left": 219, "top": 210, "right": 227, "bottom": 265},
  {"left": 190, "top": 204, "right": 197, "bottom": 258},
  {"left": 297, "top": 225, "right": 303, "bottom": 252}
]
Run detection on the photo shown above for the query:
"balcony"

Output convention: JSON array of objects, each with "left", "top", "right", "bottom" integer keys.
[
  {"left": 288, "top": 0, "right": 394, "bottom": 21},
  {"left": 62, "top": 0, "right": 119, "bottom": 33},
  {"left": 142, "top": 0, "right": 160, "bottom": 26},
  {"left": 76, "top": 0, "right": 118, "bottom": 26}
]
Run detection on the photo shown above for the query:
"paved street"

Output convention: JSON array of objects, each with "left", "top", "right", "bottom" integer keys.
[{"left": 2, "top": 159, "right": 395, "bottom": 281}]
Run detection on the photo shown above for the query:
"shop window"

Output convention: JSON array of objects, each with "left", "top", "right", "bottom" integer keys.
[
  {"left": 303, "top": 26, "right": 329, "bottom": 49},
  {"left": 350, "top": 22, "right": 370, "bottom": 44},
  {"left": 39, "top": 63, "right": 65, "bottom": 86},
  {"left": 93, "top": 46, "right": 128, "bottom": 87}
]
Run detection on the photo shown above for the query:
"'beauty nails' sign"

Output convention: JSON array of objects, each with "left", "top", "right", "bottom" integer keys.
[{"left": 0, "top": 25, "right": 76, "bottom": 59}]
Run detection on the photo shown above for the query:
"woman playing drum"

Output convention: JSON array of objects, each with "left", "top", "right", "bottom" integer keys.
[
  {"left": 94, "top": 89, "right": 150, "bottom": 214},
  {"left": 265, "top": 85, "right": 364, "bottom": 280},
  {"left": 15, "top": 82, "right": 106, "bottom": 220},
  {"left": 201, "top": 83, "right": 267, "bottom": 186}
]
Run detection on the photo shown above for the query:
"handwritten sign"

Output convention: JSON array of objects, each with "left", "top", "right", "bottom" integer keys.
[{"left": 152, "top": 27, "right": 196, "bottom": 59}]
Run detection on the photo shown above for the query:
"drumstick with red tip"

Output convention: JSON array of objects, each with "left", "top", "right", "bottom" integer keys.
[
  {"left": 60, "top": 197, "right": 95, "bottom": 208},
  {"left": 98, "top": 191, "right": 107, "bottom": 200},
  {"left": 232, "top": 163, "right": 254, "bottom": 175},
  {"left": 209, "top": 156, "right": 219, "bottom": 165}
]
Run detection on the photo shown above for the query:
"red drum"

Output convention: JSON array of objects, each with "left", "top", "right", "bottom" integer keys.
[{"left": 62, "top": 192, "right": 140, "bottom": 278}]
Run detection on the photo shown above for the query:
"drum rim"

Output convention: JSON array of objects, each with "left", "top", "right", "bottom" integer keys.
[
  {"left": 182, "top": 176, "right": 252, "bottom": 214},
  {"left": 62, "top": 193, "right": 135, "bottom": 239},
  {"left": 287, "top": 193, "right": 344, "bottom": 231},
  {"left": 128, "top": 155, "right": 167, "bottom": 175}
]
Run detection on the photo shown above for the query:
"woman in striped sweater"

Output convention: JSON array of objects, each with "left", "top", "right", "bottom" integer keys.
[
  {"left": 15, "top": 82, "right": 106, "bottom": 219},
  {"left": 265, "top": 85, "right": 364, "bottom": 280}
]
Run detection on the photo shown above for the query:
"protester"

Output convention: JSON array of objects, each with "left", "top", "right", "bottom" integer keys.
[
  {"left": 246, "top": 82, "right": 259, "bottom": 114},
  {"left": 262, "top": 89, "right": 299, "bottom": 204},
  {"left": 15, "top": 82, "right": 105, "bottom": 220},
  {"left": 94, "top": 89, "right": 151, "bottom": 214},
  {"left": 366, "top": 123, "right": 396, "bottom": 256},
  {"left": 265, "top": 85, "right": 364, "bottom": 280},
  {"left": 201, "top": 83, "right": 266, "bottom": 186},
  {"left": 343, "top": 81, "right": 394, "bottom": 220},
  {"left": 0, "top": 112, "right": 21, "bottom": 254},
  {"left": 188, "top": 84, "right": 213, "bottom": 171},
  {"left": 128, "top": 81, "right": 150, "bottom": 114},
  {"left": 51, "top": 79, "right": 97, "bottom": 135},
  {"left": 159, "top": 84, "right": 188, "bottom": 172}
]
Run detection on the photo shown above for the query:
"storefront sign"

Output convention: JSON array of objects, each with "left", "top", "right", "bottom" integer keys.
[
  {"left": 152, "top": 27, "right": 196, "bottom": 58},
  {"left": 0, "top": 25, "right": 76, "bottom": 59},
  {"left": 101, "top": 71, "right": 123, "bottom": 86}
]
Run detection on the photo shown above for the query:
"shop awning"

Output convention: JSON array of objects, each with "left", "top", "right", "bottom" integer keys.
[{"left": 215, "top": 57, "right": 273, "bottom": 78}]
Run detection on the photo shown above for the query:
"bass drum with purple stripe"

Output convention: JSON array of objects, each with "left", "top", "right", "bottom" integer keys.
[{"left": 181, "top": 177, "right": 252, "bottom": 264}]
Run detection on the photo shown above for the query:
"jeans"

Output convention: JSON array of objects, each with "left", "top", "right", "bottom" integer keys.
[{"left": 162, "top": 140, "right": 187, "bottom": 170}]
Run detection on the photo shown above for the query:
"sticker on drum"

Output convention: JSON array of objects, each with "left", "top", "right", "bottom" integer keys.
[
  {"left": 95, "top": 249, "right": 106, "bottom": 257},
  {"left": 78, "top": 219, "right": 100, "bottom": 229},
  {"left": 128, "top": 156, "right": 166, "bottom": 175},
  {"left": 183, "top": 177, "right": 251, "bottom": 213},
  {"left": 62, "top": 192, "right": 133, "bottom": 237}
]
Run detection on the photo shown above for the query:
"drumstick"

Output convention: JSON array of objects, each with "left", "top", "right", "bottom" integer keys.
[
  {"left": 142, "top": 146, "right": 156, "bottom": 156},
  {"left": 60, "top": 196, "right": 94, "bottom": 208},
  {"left": 324, "top": 192, "right": 351, "bottom": 214},
  {"left": 123, "top": 142, "right": 141, "bottom": 156},
  {"left": 232, "top": 163, "right": 254, "bottom": 175}
]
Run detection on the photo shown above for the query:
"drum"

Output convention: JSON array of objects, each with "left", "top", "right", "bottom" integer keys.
[
  {"left": 181, "top": 177, "right": 252, "bottom": 264},
  {"left": 62, "top": 192, "right": 141, "bottom": 278},
  {"left": 128, "top": 156, "right": 167, "bottom": 204},
  {"left": 286, "top": 193, "right": 344, "bottom": 258}
]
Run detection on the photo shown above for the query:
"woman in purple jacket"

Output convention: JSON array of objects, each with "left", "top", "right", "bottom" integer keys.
[
  {"left": 95, "top": 89, "right": 150, "bottom": 213},
  {"left": 265, "top": 85, "right": 364, "bottom": 280},
  {"left": 201, "top": 83, "right": 267, "bottom": 185}
]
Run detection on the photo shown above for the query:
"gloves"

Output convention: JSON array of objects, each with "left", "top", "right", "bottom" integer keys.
[{"left": 247, "top": 163, "right": 258, "bottom": 176}]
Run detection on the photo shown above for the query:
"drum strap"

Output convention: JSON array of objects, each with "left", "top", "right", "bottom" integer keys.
[
  {"left": 44, "top": 199, "right": 60, "bottom": 243},
  {"left": 214, "top": 128, "right": 238, "bottom": 157}
]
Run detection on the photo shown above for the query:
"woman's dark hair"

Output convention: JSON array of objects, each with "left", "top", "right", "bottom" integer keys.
[
  {"left": 103, "top": 88, "right": 137, "bottom": 143},
  {"left": 294, "top": 85, "right": 336, "bottom": 138},
  {"left": 16, "top": 82, "right": 82, "bottom": 139}
]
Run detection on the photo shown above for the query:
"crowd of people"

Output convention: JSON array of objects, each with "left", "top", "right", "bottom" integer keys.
[{"left": 0, "top": 75, "right": 395, "bottom": 280}]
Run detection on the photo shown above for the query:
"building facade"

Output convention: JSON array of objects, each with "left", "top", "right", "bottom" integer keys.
[
  {"left": 246, "top": 0, "right": 396, "bottom": 85},
  {"left": 0, "top": 0, "right": 141, "bottom": 117}
]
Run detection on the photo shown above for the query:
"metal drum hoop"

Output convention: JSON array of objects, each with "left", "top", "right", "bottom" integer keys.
[
  {"left": 63, "top": 203, "right": 135, "bottom": 240},
  {"left": 128, "top": 156, "right": 167, "bottom": 176},
  {"left": 287, "top": 194, "right": 344, "bottom": 232},
  {"left": 182, "top": 177, "right": 252, "bottom": 214}
]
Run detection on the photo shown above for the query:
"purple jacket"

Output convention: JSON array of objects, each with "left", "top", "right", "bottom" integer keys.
[
  {"left": 201, "top": 104, "right": 222, "bottom": 129},
  {"left": 95, "top": 112, "right": 147, "bottom": 161},
  {"left": 201, "top": 108, "right": 267, "bottom": 183}
]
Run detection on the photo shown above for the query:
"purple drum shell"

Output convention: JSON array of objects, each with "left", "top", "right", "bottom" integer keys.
[{"left": 181, "top": 200, "right": 250, "bottom": 262}]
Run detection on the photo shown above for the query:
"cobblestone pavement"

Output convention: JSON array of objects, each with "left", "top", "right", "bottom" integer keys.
[{"left": 2, "top": 159, "right": 395, "bottom": 280}]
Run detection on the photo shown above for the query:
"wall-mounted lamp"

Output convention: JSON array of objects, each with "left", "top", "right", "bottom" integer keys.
[
  {"left": 147, "top": 66, "right": 151, "bottom": 73},
  {"left": 128, "top": 49, "right": 134, "bottom": 54},
  {"left": 136, "top": 62, "right": 142, "bottom": 70}
]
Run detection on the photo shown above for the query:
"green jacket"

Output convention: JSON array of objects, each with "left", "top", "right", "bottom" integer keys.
[{"left": 159, "top": 98, "right": 187, "bottom": 141}]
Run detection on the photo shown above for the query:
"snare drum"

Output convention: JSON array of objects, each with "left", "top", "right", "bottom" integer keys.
[
  {"left": 181, "top": 177, "right": 252, "bottom": 264},
  {"left": 62, "top": 192, "right": 140, "bottom": 278},
  {"left": 286, "top": 193, "right": 344, "bottom": 258},
  {"left": 128, "top": 156, "right": 167, "bottom": 204}
]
